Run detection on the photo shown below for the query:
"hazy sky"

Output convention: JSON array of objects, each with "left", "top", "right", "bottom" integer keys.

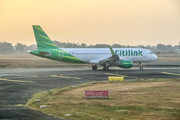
[{"left": 0, "top": 0, "right": 180, "bottom": 46}]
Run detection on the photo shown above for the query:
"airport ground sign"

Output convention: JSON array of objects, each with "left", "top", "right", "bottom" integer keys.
[{"left": 85, "top": 90, "right": 109, "bottom": 98}]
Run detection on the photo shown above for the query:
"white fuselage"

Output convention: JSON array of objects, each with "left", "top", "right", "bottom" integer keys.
[{"left": 62, "top": 48, "right": 157, "bottom": 64}]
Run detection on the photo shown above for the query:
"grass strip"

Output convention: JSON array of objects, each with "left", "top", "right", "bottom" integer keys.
[{"left": 26, "top": 78, "right": 180, "bottom": 120}]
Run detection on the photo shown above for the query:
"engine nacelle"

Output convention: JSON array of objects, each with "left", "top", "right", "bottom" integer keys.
[{"left": 119, "top": 60, "right": 133, "bottom": 68}]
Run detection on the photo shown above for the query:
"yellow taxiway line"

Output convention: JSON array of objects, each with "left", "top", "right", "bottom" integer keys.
[
  {"left": 162, "top": 72, "right": 180, "bottom": 76},
  {"left": 0, "top": 78, "right": 35, "bottom": 83},
  {"left": 51, "top": 75, "right": 81, "bottom": 79},
  {"left": 15, "top": 75, "right": 38, "bottom": 77}
]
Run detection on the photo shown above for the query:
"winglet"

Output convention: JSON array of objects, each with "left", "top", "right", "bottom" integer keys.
[{"left": 109, "top": 46, "right": 115, "bottom": 55}]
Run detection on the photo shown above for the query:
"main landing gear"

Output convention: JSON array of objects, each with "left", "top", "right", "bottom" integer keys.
[
  {"left": 92, "top": 65, "right": 97, "bottom": 70},
  {"left": 92, "top": 65, "right": 109, "bottom": 71},
  {"left": 139, "top": 62, "right": 143, "bottom": 70},
  {"left": 103, "top": 66, "right": 109, "bottom": 71}
]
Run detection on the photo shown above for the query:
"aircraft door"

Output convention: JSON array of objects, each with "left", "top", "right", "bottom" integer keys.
[{"left": 59, "top": 50, "right": 64, "bottom": 58}]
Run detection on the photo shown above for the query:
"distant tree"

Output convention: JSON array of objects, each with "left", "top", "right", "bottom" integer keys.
[
  {"left": 157, "top": 44, "right": 167, "bottom": 51},
  {"left": 176, "top": 45, "right": 180, "bottom": 49},
  {"left": 0, "top": 42, "right": 14, "bottom": 54},
  {"left": 112, "top": 44, "right": 123, "bottom": 48},
  {"left": 145, "top": 45, "right": 152, "bottom": 49},
  {"left": 81, "top": 43, "right": 87, "bottom": 48},
  {"left": 15, "top": 43, "right": 26, "bottom": 53},
  {"left": 26, "top": 44, "right": 37, "bottom": 50},
  {"left": 65, "top": 42, "right": 76, "bottom": 48},
  {"left": 166, "top": 45, "right": 174, "bottom": 51},
  {"left": 155, "top": 51, "right": 161, "bottom": 54},
  {"left": 136, "top": 45, "right": 146, "bottom": 48},
  {"left": 53, "top": 40, "right": 61, "bottom": 47},
  {"left": 72, "top": 43, "right": 80, "bottom": 48},
  {"left": 87, "top": 44, "right": 93, "bottom": 48},
  {"left": 173, "top": 45, "right": 178, "bottom": 49},
  {"left": 93, "top": 44, "right": 109, "bottom": 48}
]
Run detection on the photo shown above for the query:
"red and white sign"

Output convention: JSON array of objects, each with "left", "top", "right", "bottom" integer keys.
[{"left": 85, "top": 90, "right": 109, "bottom": 97}]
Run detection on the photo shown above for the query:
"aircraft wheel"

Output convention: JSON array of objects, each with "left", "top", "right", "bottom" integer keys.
[
  {"left": 140, "top": 66, "right": 143, "bottom": 70},
  {"left": 92, "top": 66, "right": 97, "bottom": 70},
  {"left": 103, "top": 67, "right": 109, "bottom": 71}
]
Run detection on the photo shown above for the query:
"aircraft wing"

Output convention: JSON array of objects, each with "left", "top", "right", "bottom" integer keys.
[{"left": 89, "top": 46, "right": 119, "bottom": 65}]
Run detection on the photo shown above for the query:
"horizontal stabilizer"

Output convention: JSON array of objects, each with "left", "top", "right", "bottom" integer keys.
[
  {"left": 38, "top": 51, "right": 51, "bottom": 56},
  {"left": 30, "top": 50, "right": 51, "bottom": 56}
]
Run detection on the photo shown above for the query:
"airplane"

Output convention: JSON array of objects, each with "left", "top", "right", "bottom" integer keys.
[{"left": 30, "top": 25, "right": 158, "bottom": 71}]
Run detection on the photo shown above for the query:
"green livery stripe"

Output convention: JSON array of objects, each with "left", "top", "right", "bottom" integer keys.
[
  {"left": 52, "top": 49, "right": 61, "bottom": 52},
  {"left": 33, "top": 25, "right": 58, "bottom": 49},
  {"left": 44, "top": 42, "right": 57, "bottom": 47},
  {"left": 39, "top": 35, "right": 51, "bottom": 41},
  {"left": 35, "top": 26, "right": 44, "bottom": 32}
]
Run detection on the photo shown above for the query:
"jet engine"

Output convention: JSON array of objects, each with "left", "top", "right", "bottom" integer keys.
[{"left": 114, "top": 60, "right": 133, "bottom": 68}]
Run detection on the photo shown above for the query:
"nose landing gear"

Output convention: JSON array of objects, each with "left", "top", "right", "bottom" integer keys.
[
  {"left": 140, "top": 66, "right": 143, "bottom": 70},
  {"left": 139, "top": 62, "right": 143, "bottom": 70}
]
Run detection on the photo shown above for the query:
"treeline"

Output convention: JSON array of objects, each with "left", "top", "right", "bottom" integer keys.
[
  {"left": 0, "top": 42, "right": 36, "bottom": 54},
  {"left": 0, "top": 41, "right": 180, "bottom": 54}
]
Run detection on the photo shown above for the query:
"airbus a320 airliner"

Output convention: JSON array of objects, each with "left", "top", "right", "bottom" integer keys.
[{"left": 30, "top": 25, "right": 158, "bottom": 71}]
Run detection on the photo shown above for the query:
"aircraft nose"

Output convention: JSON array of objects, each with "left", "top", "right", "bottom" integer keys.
[{"left": 153, "top": 54, "right": 158, "bottom": 60}]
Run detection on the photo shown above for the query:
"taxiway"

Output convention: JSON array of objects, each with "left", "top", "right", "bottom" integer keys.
[{"left": 0, "top": 67, "right": 180, "bottom": 119}]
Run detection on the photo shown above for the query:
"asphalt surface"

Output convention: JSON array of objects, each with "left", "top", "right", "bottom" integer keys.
[{"left": 0, "top": 67, "right": 180, "bottom": 120}]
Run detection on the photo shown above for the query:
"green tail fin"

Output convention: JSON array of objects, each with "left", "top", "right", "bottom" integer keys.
[{"left": 32, "top": 25, "right": 58, "bottom": 50}]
